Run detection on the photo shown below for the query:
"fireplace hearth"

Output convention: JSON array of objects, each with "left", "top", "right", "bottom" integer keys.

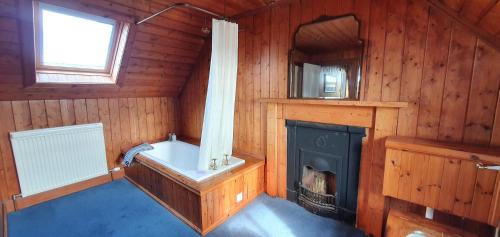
[{"left": 286, "top": 121, "right": 365, "bottom": 224}]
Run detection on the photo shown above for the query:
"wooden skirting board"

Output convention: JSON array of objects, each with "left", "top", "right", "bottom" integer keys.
[
  {"left": 125, "top": 154, "right": 265, "bottom": 236},
  {"left": 8, "top": 172, "right": 121, "bottom": 212}
]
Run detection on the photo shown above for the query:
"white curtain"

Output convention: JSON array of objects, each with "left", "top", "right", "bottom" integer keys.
[{"left": 198, "top": 19, "right": 239, "bottom": 170}]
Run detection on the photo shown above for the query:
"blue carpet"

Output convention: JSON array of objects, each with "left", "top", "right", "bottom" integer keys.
[{"left": 8, "top": 180, "right": 365, "bottom": 237}]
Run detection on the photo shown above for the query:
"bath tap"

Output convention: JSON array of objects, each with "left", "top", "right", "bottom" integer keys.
[
  {"left": 209, "top": 159, "right": 218, "bottom": 170},
  {"left": 168, "top": 133, "right": 177, "bottom": 141},
  {"left": 221, "top": 154, "right": 229, "bottom": 166}
]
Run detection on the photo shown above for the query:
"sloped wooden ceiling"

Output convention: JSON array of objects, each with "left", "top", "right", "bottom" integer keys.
[
  {"left": 0, "top": 0, "right": 272, "bottom": 100},
  {"left": 439, "top": 0, "right": 500, "bottom": 38}
]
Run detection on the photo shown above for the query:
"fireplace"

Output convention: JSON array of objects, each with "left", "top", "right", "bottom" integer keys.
[{"left": 286, "top": 120, "right": 365, "bottom": 224}]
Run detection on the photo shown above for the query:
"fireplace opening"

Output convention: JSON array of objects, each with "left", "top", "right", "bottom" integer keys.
[
  {"left": 286, "top": 120, "right": 365, "bottom": 225},
  {"left": 299, "top": 166, "right": 337, "bottom": 217}
]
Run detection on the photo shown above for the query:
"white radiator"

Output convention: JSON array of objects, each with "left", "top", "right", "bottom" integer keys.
[{"left": 10, "top": 123, "right": 108, "bottom": 197}]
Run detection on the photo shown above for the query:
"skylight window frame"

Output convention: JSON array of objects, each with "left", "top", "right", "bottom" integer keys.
[{"left": 32, "top": 2, "right": 129, "bottom": 84}]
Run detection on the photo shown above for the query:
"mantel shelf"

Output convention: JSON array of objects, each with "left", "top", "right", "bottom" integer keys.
[{"left": 259, "top": 98, "right": 408, "bottom": 108}]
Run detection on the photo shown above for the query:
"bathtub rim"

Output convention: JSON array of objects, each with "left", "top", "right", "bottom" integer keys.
[
  {"left": 132, "top": 148, "right": 264, "bottom": 195},
  {"left": 139, "top": 140, "right": 246, "bottom": 183}
]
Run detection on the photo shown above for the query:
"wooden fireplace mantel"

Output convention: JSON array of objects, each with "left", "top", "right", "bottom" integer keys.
[
  {"left": 261, "top": 98, "right": 407, "bottom": 237},
  {"left": 259, "top": 98, "right": 408, "bottom": 108}
]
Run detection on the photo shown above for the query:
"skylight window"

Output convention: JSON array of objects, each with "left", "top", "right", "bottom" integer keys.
[{"left": 33, "top": 3, "right": 129, "bottom": 84}]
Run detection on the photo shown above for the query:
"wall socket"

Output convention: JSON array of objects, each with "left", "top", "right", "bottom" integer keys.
[{"left": 236, "top": 192, "right": 243, "bottom": 203}]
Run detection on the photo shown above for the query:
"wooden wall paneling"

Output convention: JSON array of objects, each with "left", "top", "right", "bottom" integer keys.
[
  {"left": 277, "top": 5, "right": 290, "bottom": 99},
  {"left": 59, "top": 99, "right": 76, "bottom": 126},
  {"left": 365, "top": 0, "right": 388, "bottom": 101},
  {"left": 469, "top": 169, "right": 497, "bottom": 223},
  {"left": 397, "top": 0, "right": 429, "bottom": 137},
  {"left": 0, "top": 101, "right": 18, "bottom": 199},
  {"left": 233, "top": 28, "right": 244, "bottom": 150},
  {"left": 381, "top": 0, "right": 407, "bottom": 101},
  {"left": 0, "top": 0, "right": 274, "bottom": 100},
  {"left": 311, "top": 0, "right": 326, "bottom": 17},
  {"left": 382, "top": 149, "right": 402, "bottom": 197},
  {"left": 424, "top": 155, "right": 445, "bottom": 207},
  {"left": 354, "top": 0, "right": 372, "bottom": 101},
  {"left": 85, "top": 99, "right": 99, "bottom": 123},
  {"left": 28, "top": 100, "right": 47, "bottom": 129},
  {"left": 169, "top": 98, "right": 177, "bottom": 134},
  {"left": 73, "top": 99, "right": 88, "bottom": 125},
  {"left": 416, "top": 9, "right": 453, "bottom": 139},
  {"left": 145, "top": 98, "right": 156, "bottom": 142},
  {"left": 174, "top": 0, "right": 500, "bottom": 235},
  {"left": 463, "top": 40, "right": 500, "bottom": 144},
  {"left": 437, "top": 27, "right": 476, "bottom": 142},
  {"left": 452, "top": 161, "right": 477, "bottom": 217},
  {"left": 300, "top": 0, "right": 313, "bottom": 23},
  {"left": 153, "top": 97, "right": 162, "bottom": 140},
  {"left": 97, "top": 98, "right": 114, "bottom": 170},
  {"left": 253, "top": 14, "right": 263, "bottom": 155},
  {"left": 237, "top": 17, "right": 249, "bottom": 150},
  {"left": 128, "top": 98, "right": 140, "bottom": 145},
  {"left": 159, "top": 97, "right": 169, "bottom": 139},
  {"left": 269, "top": 7, "right": 279, "bottom": 100},
  {"left": 436, "top": 158, "right": 461, "bottom": 213},
  {"left": 118, "top": 98, "right": 131, "bottom": 150},
  {"left": 244, "top": 16, "right": 254, "bottom": 153},
  {"left": 0, "top": 96, "right": 176, "bottom": 202},
  {"left": 396, "top": 151, "right": 413, "bottom": 201},
  {"left": 409, "top": 153, "right": 429, "bottom": 206},
  {"left": 12, "top": 101, "right": 32, "bottom": 131},
  {"left": 259, "top": 10, "right": 271, "bottom": 156},
  {"left": 136, "top": 98, "right": 149, "bottom": 142},
  {"left": 44, "top": 100, "right": 63, "bottom": 127},
  {"left": 108, "top": 98, "right": 122, "bottom": 166}
]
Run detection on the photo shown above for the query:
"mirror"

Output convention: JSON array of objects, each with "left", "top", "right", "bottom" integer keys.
[{"left": 289, "top": 15, "right": 363, "bottom": 100}]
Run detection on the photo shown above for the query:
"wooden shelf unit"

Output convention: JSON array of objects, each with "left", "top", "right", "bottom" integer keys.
[{"left": 382, "top": 136, "right": 500, "bottom": 226}]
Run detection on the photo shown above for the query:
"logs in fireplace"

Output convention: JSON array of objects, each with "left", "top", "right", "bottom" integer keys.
[{"left": 286, "top": 121, "right": 365, "bottom": 224}]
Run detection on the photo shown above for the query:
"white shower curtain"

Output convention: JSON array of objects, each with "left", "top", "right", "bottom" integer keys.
[{"left": 198, "top": 19, "right": 239, "bottom": 170}]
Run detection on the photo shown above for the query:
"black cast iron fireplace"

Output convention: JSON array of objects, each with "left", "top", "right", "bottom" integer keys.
[{"left": 286, "top": 120, "right": 365, "bottom": 224}]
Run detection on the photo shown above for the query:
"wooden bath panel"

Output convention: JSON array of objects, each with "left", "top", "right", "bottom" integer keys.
[{"left": 125, "top": 154, "right": 265, "bottom": 236}]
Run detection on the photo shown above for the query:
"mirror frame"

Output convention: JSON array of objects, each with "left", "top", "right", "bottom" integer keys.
[{"left": 288, "top": 14, "right": 365, "bottom": 100}]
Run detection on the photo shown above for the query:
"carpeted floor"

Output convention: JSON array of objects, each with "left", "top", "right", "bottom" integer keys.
[{"left": 8, "top": 179, "right": 366, "bottom": 237}]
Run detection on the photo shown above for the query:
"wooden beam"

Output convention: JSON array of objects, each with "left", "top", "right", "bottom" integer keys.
[
  {"left": 18, "top": 0, "right": 37, "bottom": 88},
  {"left": 426, "top": 0, "right": 500, "bottom": 52}
]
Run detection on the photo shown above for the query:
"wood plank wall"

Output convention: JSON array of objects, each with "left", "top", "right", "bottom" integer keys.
[
  {"left": 0, "top": 97, "right": 178, "bottom": 201},
  {"left": 0, "top": 0, "right": 208, "bottom": 99},
  {"left": 179, "top": 0, "right": 500, "bottom": 159},
  {"left": 178, "top": 0, "right": 500, "bottom": 233}
]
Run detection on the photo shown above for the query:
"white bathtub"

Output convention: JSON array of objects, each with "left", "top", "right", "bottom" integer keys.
[{"left": 139, "top": 140, "right": 245, "bottom": 182}]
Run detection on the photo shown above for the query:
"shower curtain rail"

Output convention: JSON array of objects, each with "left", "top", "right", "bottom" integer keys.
[{"left": 136, "top": 3, "right": 225, "bottom": 25}]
